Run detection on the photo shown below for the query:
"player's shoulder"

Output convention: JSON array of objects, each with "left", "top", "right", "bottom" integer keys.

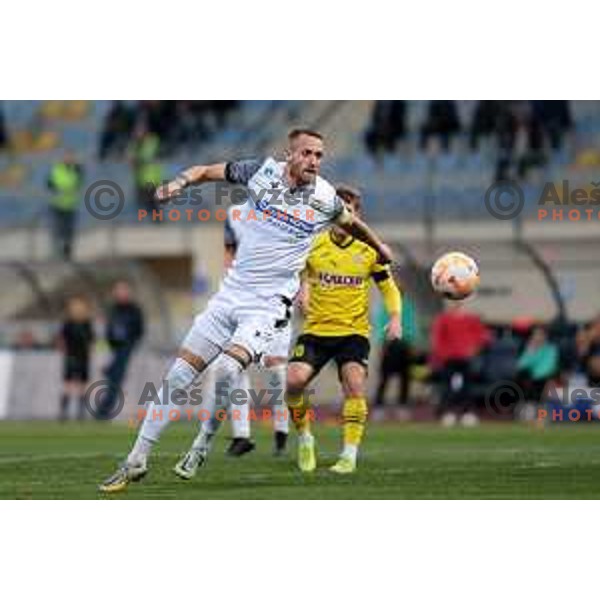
[
  {"left": 353, "top": 237, "right": 379, "bottom": 260},
  {"left": 352, "top": 239, "right": 388, "bottom": 274},
  {"left": 226, "top": 156, "right": 277, "bottom": 186},
  {"left": 306, "top": 175, "right": 342, "bottom": 219},
  {"left": 314, "top": 175, "right": 336, "bottom": 199},
  {"left": 310, "top": 230, "right": 330, "bottom": 253}
]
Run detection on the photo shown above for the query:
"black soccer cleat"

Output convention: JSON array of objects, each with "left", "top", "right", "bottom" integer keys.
[{"left": 226, "top": 437, "right": 256, "bottom": 457}]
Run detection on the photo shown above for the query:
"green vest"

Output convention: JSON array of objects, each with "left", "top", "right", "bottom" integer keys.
[
  {"left": 136, "top": 162, "right": 163, "bottom": 188},
  {"left": 50, "top": 163, "right": 82, "bottom": 211}
]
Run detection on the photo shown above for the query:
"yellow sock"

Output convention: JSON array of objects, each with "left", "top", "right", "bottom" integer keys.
[
  {"left": 286, "top": 393, "right": 312, "bottom": 435},
  {"left": 342, "top": 396, "right": 368, "bottom": 447}
]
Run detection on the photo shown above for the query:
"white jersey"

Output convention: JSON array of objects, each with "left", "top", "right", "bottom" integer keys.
[{"left": 221, "top": 157, "right": 343, "bottom": 300}]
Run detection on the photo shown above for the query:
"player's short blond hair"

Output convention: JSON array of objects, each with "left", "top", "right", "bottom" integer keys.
[{"left": 288, "top": 128, "right": 324, "bottom": 142}]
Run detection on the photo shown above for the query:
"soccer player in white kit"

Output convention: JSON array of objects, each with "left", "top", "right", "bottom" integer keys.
[
  {"left": 99, "top": 129, "right": 392, "bottom": 492},
  {"left": 199, "top": 202, "right": 291, "bottom": 459}
]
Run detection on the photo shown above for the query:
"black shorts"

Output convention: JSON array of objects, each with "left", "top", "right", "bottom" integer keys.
[
  {"left": 63, "top": 358, "right": 89, "bottom": 383},
  {"left": 289, "top": 333, "right": 370, "bottom": 378}
]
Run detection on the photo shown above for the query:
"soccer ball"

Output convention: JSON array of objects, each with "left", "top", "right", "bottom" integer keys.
[{"left": 431, "top": 251, "right": 480, "bottom": 300}]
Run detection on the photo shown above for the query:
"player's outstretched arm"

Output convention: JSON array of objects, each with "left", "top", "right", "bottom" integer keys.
[
  {"left": 374, "top": 271, "right": 403, "bottom": 340},
  {"left": 155, "top": 163, "right": 227, "bottom": 203},
  {"left": 336, "top": 211, "right": 393, "bottom": 264}
]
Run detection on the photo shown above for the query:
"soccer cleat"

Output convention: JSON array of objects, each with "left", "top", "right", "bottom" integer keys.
[
  {"left": 273, "top": 431, "right": 288, "bottom": 457},
  {"left": 297, "top": 436, "right": 316, "bottom": 472},
  {"left": 460, "top": 412, "right": 480, "bottom": 427},
  {"left": 226, "top": 437, "right": 256, "bottom": 457},
  {"left": 98, "top": 460, "right": 147, "bottom": 493},
  {"left": 173, "top": 448, "right": 207, "bottom": 480},
  {"left": 440, "top": 412, "right": 457, "bottom": 428},
  {"left": 330, "top": 456, "right": 356, "bottom": 474}
]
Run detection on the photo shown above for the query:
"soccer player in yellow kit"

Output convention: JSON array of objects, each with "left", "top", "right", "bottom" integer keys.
[{"left": 286, "top": 186, "right": 402, "bottom": 474}]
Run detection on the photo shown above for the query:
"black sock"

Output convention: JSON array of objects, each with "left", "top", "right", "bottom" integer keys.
[
  {"left": 78, "top": 396, "right": 87, "bottom": 420},
  {"left": 60, "top": 394, "right": 70, "bottom": 421},
  {"left": 274, "top": 431, "right": 288, "bottom": 451}
]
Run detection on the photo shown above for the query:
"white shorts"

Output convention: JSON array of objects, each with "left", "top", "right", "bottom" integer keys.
[{"left": 182, "top": 288, "right": 292, "bottom": 362}]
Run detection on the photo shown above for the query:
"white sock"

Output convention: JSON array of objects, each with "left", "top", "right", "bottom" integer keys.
[
  {"left": 128, "top": 357, "right": 199, "bottom": 462},
  {"left": 267, "top": 363, "right": 289, "bottom": 434},
  {"left": 231, "top": 370, "right": 251, "bottom": 438},
  {"left": 341, "top": 444, "right": 358, "bottom": 462},
  {"left": 129, "top": 436, "right": 153, "bottom": 463},
  {"left": 190, "top": 353, "right": 246, "bottom": 452},
  {"left": 192, "top": 425, "right": 215, "bottom": 452}
]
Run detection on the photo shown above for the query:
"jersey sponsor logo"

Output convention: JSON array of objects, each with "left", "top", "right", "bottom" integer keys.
[
  {"left": 318, "top": 272, "right": 364, "bottom": 287},
  {"left": 254, "top": 197, "right": 316, "bottom": 235}
]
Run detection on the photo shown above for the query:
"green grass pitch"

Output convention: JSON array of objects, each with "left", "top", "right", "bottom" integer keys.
[{"left": 1, "top": 420, "right": 600, "bottom": 499}]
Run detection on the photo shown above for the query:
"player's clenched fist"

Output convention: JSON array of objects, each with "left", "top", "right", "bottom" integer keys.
[{"left": 155, "top": 179, "right": 184, "bottom": 203}]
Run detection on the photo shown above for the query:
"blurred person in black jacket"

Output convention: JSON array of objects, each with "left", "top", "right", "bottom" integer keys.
[
  {"left": 532, "top": 100, "right": 572, "bottom": 151},
  {"left": 98, "top": 101, "right": 136, "bottom": 160},
  {"left": 365, "top": 101, "right": 406, "bottom": 159},
  {"left": 420, "top": 100, "right": 460, "bottom": 152},
  {"left": 58, "top": 296, "right": 95, "bottom": 421},
  {"left": 577, "top": 316, "right": 600, "bottom": 387},
  {"left": 0, "top": 103, "right": 7, "bottom": 151},
  {"left": 98, "top": 281, "right": 145, "bottom": 419},
  {"left": 495, "top": 101, "right": 546, "bottom": 181}
]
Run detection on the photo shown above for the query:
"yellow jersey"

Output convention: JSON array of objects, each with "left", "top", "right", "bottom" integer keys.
[{"left": 302, "top": 231, "right": 397, "bottom": 338}]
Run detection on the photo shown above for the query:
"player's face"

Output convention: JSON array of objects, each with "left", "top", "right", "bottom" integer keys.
[{"left": 287, "top": 135, "right": 324, "bottom": 186}]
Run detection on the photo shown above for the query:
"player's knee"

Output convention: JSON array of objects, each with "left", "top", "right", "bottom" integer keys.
[
  {"left": 225, "top": 345, "right": 252, "bottom": 368},
  {"left": 342, "top": 368, "right": 366, "bottom": 398},
  {"left": 286, "top": 372, "right": 308, "bottom": 396},
  {"left": 178, "top": 348, "right": 207, "bottom": 373},
  {"left": 286, "top": 363, "right": 313, "bottom": 396},
  {"left": 212, "top": 353, "right": 246, "bottom": 387},
  {"left": 263, "top": 355, "right": 286, "bottom": 369}
]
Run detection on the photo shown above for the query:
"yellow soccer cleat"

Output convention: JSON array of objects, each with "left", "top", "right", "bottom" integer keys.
[
  {"left": 98, "top": 460, "right": 147, "bottom": 493},
  {"left": 329, "top": 456, "right": 356, "bottom": 474},
  {"left": 297, "top": 436, "right": 316, "bottom": 472}
]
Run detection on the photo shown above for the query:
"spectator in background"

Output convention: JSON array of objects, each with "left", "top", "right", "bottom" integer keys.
[
  {"left": 420, "top": 100, "right": 460, "bottom": 153},
  {"left": 98, "top": 101, "right": 136, "bottom": 160},
  {"left": 210, "top": 100, "right": 239, "bottom": 129},
  {"left": 365, "top": 101, "right": 406, "bottom": 160},
  {"left": 478, "top": 326, "right": 519, "bottom": 381},
  {"left": 97, "top": 281, "right": 145, "bottom": 419},
  {"left": 577, "top": 316, "right": 600, "bottom": 387},
  {"left": 495, "top": 101, "right": 546, "bottom": 181},
  {"left": 516, "top": 326, "right": 558, "bottom": 403},
  {"left": 58, "top": 296, "right": 95, "bottom": 421},
  {"left": 430, "top": 302, "right": 490, "bottom": 427},
  {"left": 532, "top": 101, "right": 572, "bottom": 151},
  {"left": 0, "top": 102, "right": 7, "bottom": 151},
  {"left": 47, "top": 151, "right": 84, "bottom": 260},
  {"left": 131, "top": 129, "right": 163, "bottom": 214},
  {"left": 469, "top": 100, "right": 504, "bottom": 151},
  {"left": 373, "top": 294, "right": 419, "bottom": 419}
]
